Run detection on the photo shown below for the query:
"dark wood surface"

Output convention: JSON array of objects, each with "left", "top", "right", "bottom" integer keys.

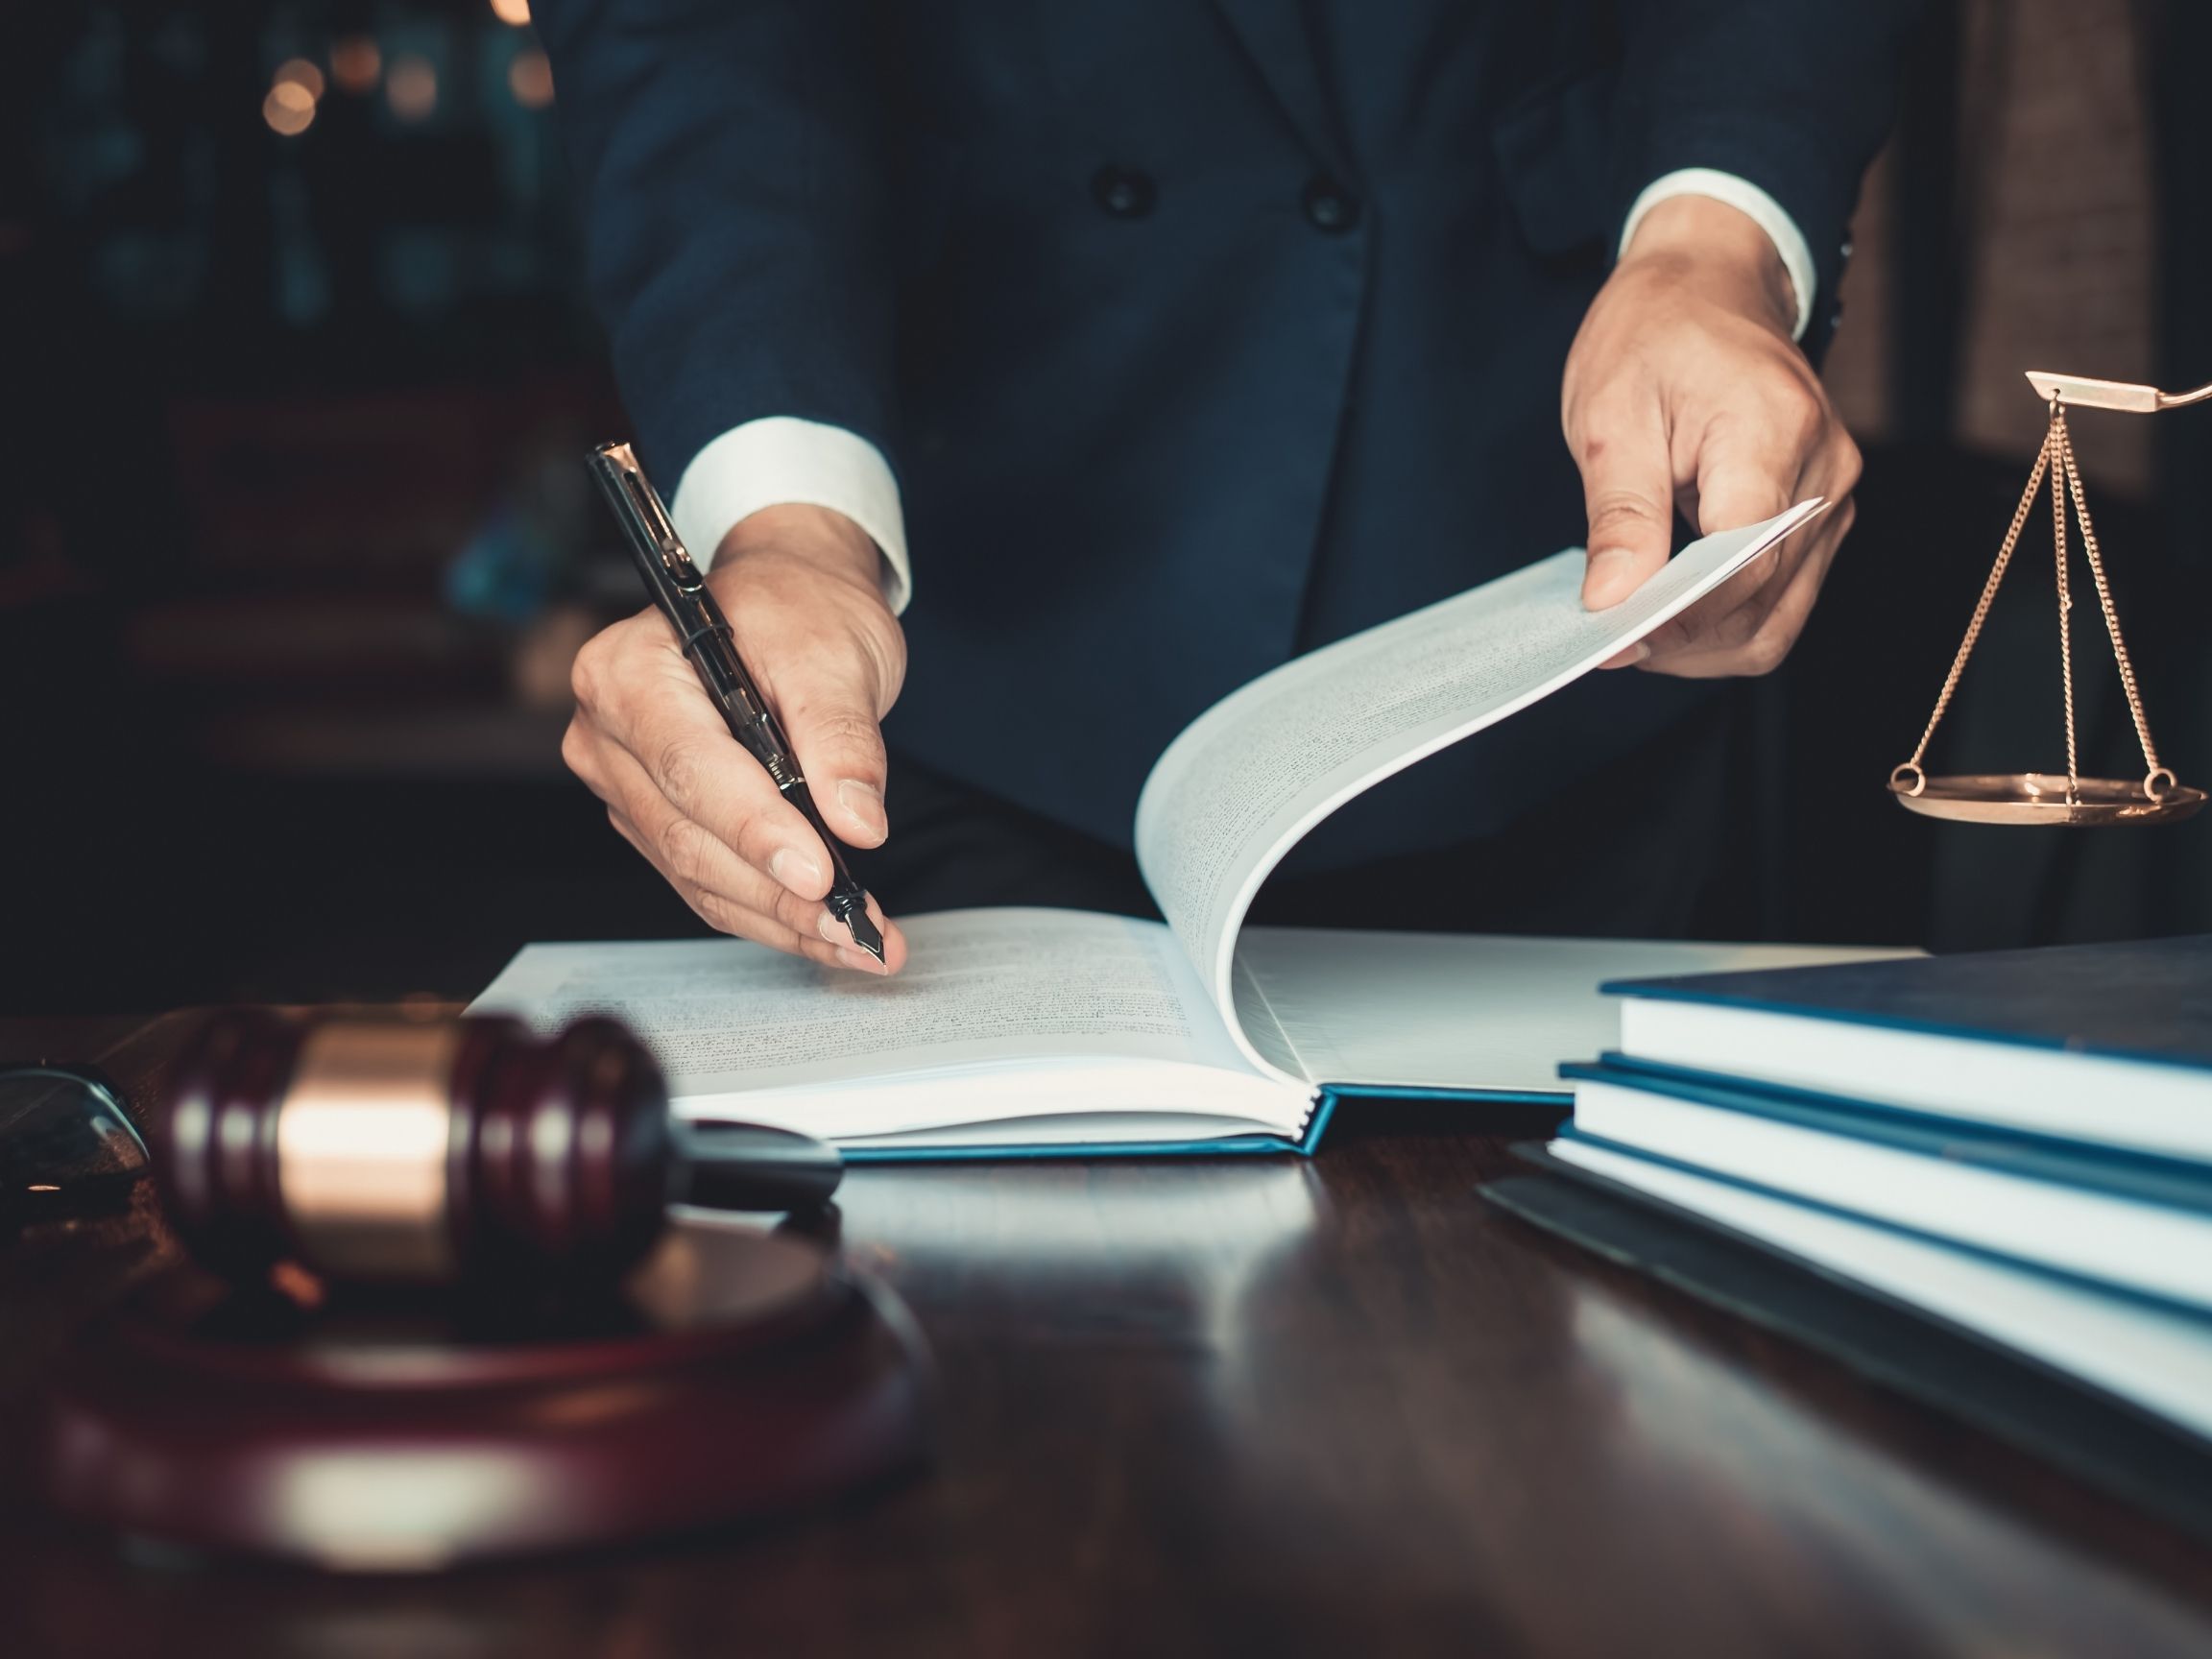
[{"left": 7, "top": 1011, "right": 2212, "bottom": 1658}]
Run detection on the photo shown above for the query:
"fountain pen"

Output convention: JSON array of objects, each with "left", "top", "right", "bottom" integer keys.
[{"left": 585, "top": 441, "right": 886, "bottom": 964}]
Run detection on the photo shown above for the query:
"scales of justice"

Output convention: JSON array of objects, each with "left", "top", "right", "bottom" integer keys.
[{"left": 1888, "top": 368, "right": 2207, "bottom": 827}]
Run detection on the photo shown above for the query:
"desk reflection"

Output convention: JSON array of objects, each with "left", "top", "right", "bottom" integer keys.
[
  {"left": 794, "top": 1158, "right": 1327, "bottom": 1359},
  {"left": 18, "top": 1142, "right": 2212, "bottom": 1659},
  {"left": 1561, "top": 1286, "right": 2212, "bottom": 1652}
]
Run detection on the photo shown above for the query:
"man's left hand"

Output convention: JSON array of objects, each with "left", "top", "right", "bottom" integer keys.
[{"left": 1562, "top": 194, "right": 1861, "bottom": 675}]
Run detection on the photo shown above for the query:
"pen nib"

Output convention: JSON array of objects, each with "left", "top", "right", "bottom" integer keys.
[{"left": 842, "top": 906, "right": 886, "bottom": 965}]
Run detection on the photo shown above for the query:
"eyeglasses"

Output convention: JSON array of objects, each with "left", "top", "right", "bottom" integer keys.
[{"left": 0, "top": 1065, "right": 151, "bottom": 1238}]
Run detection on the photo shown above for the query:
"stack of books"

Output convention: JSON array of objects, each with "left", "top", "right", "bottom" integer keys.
[{"left": 1500, "top": 935, "right": 2212, "bottom": 1462}]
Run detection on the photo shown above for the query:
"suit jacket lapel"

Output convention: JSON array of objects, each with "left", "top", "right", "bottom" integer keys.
[{"left": 1210, "top": 0, "right": 1356, "bottom": 181}]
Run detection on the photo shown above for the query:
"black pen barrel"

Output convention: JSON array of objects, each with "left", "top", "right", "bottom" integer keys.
[{"left": 587, "top": 441, "right": 885, "bottom": 962}]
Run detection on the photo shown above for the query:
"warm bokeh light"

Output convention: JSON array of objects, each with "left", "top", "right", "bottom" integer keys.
[
  {"left": 508, "top": 47, "right": 554, "bottom": 109},
  {"left": 274, "top": 58, "right": 325, "bottom": 101},
  {"left": 330, "top": 35, "right": 381, "bottom": 94},
  {"left": 490, "top": 0, "right": 531, "bottom": 24},
  {"left": 386, "top": 55, "right": 438, "bottom": 123},
  {"left": 263, "top": 82, "right": 316, "bottom": 137}
]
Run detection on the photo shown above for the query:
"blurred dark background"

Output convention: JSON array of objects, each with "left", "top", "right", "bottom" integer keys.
[{"left": 2, "top": 0, "right": 2208, "bottom": 1015}]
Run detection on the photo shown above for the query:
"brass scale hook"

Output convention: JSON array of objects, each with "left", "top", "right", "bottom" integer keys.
[{"left": 1888, "top": 371, "right": 2208, "bottom": 827}]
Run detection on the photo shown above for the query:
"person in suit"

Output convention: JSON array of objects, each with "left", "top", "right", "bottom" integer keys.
[{"left": 538, "top": 1, "right": 1921, "bottom": 974}]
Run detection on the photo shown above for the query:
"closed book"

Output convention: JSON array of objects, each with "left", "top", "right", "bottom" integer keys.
[
  {"left": 1559, "top": 1058, "right": 2212, "bottom": 1313},
  {"left": 1602, "top": 934, "right": 2212, "bottom": 1160}
]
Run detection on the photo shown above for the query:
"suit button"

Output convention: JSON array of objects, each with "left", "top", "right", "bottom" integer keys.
[
  {"left": 1092, "top": 166, "right": 1157, "bottom": 219},
  {"left": 1301, "top": 175, "right": 1359, "bottom": 233}
]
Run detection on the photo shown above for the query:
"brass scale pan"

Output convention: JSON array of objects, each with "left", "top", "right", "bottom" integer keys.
[{"left": 1891, "top": 768, "right": 2206, "bottom": 828}]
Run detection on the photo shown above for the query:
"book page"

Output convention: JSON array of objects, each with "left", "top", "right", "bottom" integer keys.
[
  {"left": 1133, "top": 502, "right": 1826, "bottom": 1081},
  {"left": 469, "top": 907, "right": 1264, "bottom": 1097},
  {"left": 1233, "top": 929, "right": 1914, "bottom": 1093}
]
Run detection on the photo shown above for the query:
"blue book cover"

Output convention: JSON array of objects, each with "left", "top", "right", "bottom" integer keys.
[
  {"left": 1561, "top": 1057, "right": 2212, "bottom": 1216},
  {"left": 1602, "top": 933, "right": 2212, "bottom": 1072}
]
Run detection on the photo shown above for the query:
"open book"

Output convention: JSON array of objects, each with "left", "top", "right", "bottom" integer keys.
[{"left": 473, "top": 502, "right": 1881, "bottom": 1158}]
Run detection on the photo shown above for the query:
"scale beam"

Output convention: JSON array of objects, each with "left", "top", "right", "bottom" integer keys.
[{"left": 2021, "top": 371, "right": 2212, "bottom": 414}]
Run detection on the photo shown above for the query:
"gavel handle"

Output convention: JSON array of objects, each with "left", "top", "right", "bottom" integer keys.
[{"left": 674, "top": 1122, "right": 844, "bottom": 1214}]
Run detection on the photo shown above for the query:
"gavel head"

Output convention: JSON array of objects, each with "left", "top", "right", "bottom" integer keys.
[{"left": 156, "top": 1012, "right": 674, "bottom": 1289}]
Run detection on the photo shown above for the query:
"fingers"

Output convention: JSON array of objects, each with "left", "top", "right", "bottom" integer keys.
[
  {"left": 581, "top": 620, "right": 837, "bottom": 896},
  {"left": 1693, "top": 413, "right": 1801, "bottom": 542},
  {"left": 757, "top": 653, "right": 894, "bottom": 849},
  {"left": 1560, "top": 203, "right": 1862, "bottom": 681},
  {"left": 1643, "top": 498, "right": 1854, "bottom": 679},
  {"left": 589, "top": 733, "right": 908, "bottom": 974},
  {"left": 606, "top": 801, "right": 908, "bottom": 974},
  {"left": 1626, "top": 417, "right": 1803, "bottom": 668},
  {"left": 1613, "top": 354, "right": 1860, "bottom": 676},
  {"left": 564, "top": 599, "right": 908, "bottom": 975},
  {"left": 715, "top": 522, "right": 902, "bottom": 853},
  {"left": 1575, "top": 393, "right": 1679, "bottom": 613}
]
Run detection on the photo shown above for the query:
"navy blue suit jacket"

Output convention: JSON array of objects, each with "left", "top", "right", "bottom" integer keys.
[{"left": 537, "top": 0, "right": 1919, "bottom": 857}]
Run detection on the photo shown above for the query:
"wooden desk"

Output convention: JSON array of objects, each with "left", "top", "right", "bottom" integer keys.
[{"left": 6, "top": 1011, "right": 2212, "bottom": 1658}]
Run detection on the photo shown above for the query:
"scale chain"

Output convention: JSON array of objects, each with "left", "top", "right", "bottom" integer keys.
[
  {"left": 1904, "top": 430, "right": 2052, "bottom": 771},
  {"left": 2053, "top": 406, "right": 2164, "bottom": 775},
  {"left": 2052, "top": 399, "right": 2079, "bottom": 801}
]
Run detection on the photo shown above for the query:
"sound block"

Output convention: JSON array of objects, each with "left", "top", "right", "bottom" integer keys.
[{"left": 41, "top": 1221, "right": 929, "bottom": 1571}]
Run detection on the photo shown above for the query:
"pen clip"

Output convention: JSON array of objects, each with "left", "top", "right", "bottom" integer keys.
[{"left": 591, "top": 442, "right": 707, "bottom": 593}]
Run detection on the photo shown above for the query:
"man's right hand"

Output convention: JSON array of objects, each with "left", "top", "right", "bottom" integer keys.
[{"left": 563, "top": 503, "right": 909, "bottom": 974}]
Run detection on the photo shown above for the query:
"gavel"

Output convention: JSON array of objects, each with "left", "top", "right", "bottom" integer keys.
[{"left": 156, "top": 1010, "right": 841, "bottom": 1287}]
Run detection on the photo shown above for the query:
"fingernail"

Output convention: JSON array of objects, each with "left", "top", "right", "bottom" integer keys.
[
  {"left": 1584, "top": 547, "right": 1641, "bottom": 607},
  {"left": 768, "top": 847, "right": 823, "bottom": 896},
  {"left": 818, "top": 909, "right": 844, "bottom": 943},
  {"left": 1623, "top": 640, "right": 1652, "bottom": 665},
  {"left": 837, "top": 779, "right": 887, "bottom": 839},
  {"left": 835, "top": 946, "right": 886, "bottom": 974}
]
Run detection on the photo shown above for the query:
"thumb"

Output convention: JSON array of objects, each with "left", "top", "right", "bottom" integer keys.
[
  {"left": 772, "top": 651, "right": 894, "bottom": 850},
  {"left": 1692, "top": 423, "right": 1795, "bottom": 539},
  {"left": 1576, "top": 409, "right": 1677, "bottom": 611}
]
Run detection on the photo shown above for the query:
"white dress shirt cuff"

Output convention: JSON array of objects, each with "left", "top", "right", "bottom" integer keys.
[
  {"left": 671, "top": 416, "right": 913, "bottom": 615},
  {"left": 1619, "top": 168, "right": 1818, "bottom": 343}
]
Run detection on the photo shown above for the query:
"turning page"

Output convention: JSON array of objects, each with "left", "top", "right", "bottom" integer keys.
[{"left": 1133, "top": 501, "right": 1827, "bottom": 1081}]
